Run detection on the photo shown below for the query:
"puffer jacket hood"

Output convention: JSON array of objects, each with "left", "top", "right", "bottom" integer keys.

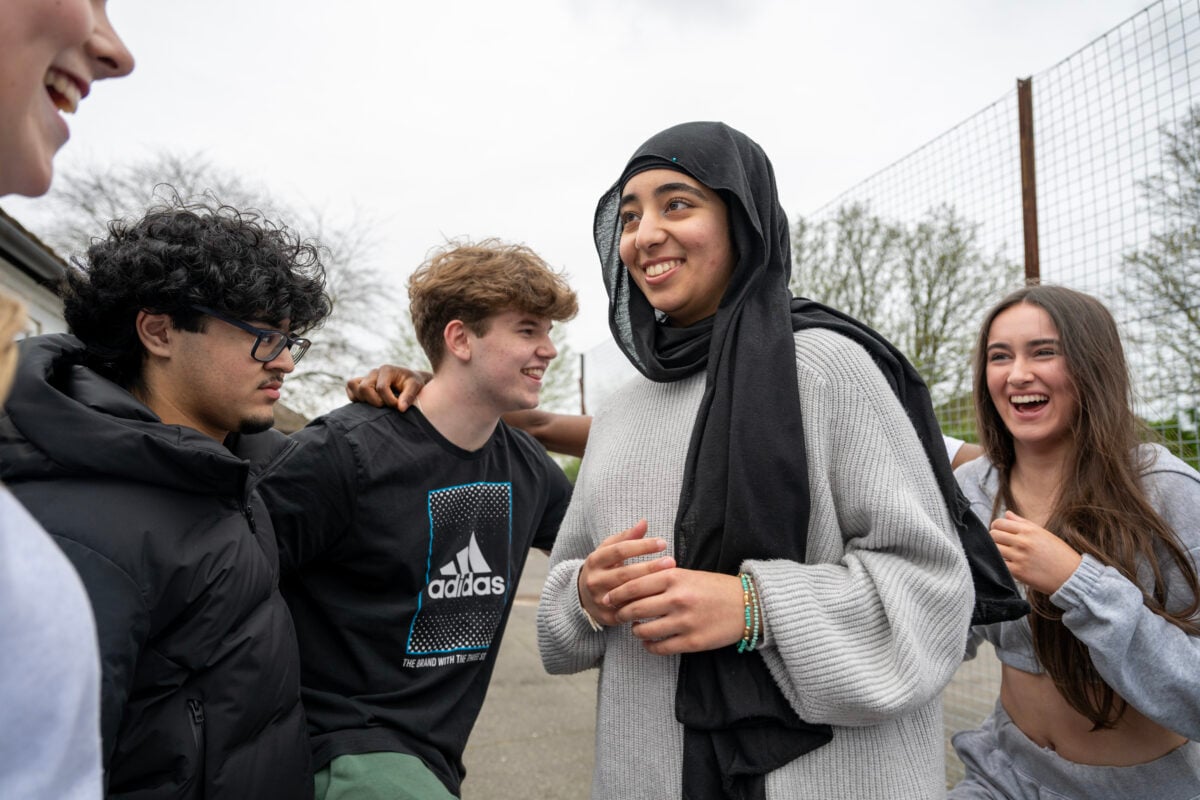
[{"left": 0, "top": 334, "right": 250, "bottom": 495}]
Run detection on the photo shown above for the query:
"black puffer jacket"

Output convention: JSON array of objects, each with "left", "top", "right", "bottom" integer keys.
[{"left": 0, "top": 335, "right": 310, "bottom": 799}]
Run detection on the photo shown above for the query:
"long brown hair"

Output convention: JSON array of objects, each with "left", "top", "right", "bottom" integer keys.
[{"left": 973, "top": 285, "right": 1200, "bottom": 728}]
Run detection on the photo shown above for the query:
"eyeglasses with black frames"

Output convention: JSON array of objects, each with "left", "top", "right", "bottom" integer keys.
[{"left": 189, "top": 305, "right": 311, "bottom": 365}]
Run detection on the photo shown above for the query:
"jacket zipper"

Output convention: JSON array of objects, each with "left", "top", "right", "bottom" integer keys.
[
  {"left": 187, "top": 698, "right": 205, "bottom": 748},
  {"left": 242, "top": 436, "right": 298, "bottom": 537}
]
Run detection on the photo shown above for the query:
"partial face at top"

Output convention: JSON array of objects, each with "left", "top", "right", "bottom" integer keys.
[
  {"left": 0, "top": 0, "right": 134, "bottom": 197},
  {"left": 985, "top": 302, "right": 1079, "bottom": 456},
  {"left": 618, "top": 168, "right": 735, "bottom": 327}
]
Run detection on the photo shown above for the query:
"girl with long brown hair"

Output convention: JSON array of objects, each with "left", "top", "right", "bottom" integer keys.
[{"left": 950, "top": 285, "right": 1200, "bottom": 798}]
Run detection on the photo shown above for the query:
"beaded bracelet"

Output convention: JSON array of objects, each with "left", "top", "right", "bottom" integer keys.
[
  {"left": 581, "top": 603, "right": 604, "bottom": 632},
  {"left": 737, "top": 572, "right": 762, "bottom": 653}
]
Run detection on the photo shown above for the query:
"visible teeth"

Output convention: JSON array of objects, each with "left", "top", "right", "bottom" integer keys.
[
  {"left": 1011, "top": 394, "right": 1048, "bottom": 405},
  {"left": 644, "top": 259, "right": 681, "bottom": 278},
  {"left": 45, "top": 69, "right": 82, "bottom": 114},
  {"left": 523, "top": 368, "right": 544, "bottom": 379}
]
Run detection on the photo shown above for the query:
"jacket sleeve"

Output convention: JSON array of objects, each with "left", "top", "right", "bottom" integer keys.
[
  {"left": 743, "top": 332, "right": 974, "bottom": 726},
  {"left": 537, "top": 460, "right": 607, "bottom": 675},
  {"left": 1052, "top": 467, "right": 1200, "bottom": 738},
  {"left": 53, "top": 537, "right": 150, "bottom": 769},
  {"left": 260, "top": 416, "right": 358, "bottom": 572}
]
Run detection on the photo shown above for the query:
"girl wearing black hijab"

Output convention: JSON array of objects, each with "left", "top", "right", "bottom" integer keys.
[{"left": 537, "top": 122, "right": 1011, "bottom": 799}]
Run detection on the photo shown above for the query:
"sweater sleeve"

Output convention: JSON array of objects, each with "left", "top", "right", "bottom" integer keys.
[
  {"left": 743, "top": 330, "right": 973, "bottom": 726},
  {"left": 1050, "top": 465, "right": 1200, "bottom": 739},
  {"left": 537, "top": 450, "right": 607, "bottom": 675}
]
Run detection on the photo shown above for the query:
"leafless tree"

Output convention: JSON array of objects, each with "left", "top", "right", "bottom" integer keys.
[
  {"left": 792, "top": 202, "right": 1019, "bottom": 404},
  {"left": 791, "top": 202, "right": 900, "bottom": 323},
  {"left": 34, "top": 151, "right": 391, "bottom": 418},
  {"left": 1124, "top": 105, "right": 1200, "bottom": 398}
]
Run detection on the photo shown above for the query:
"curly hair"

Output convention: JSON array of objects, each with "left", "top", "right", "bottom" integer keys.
[
  {"left": 409, "top": 239, "right": 578, "bottom": 368},
  {"left": 62, "top": 197, "right": 333, "bottom": 388},
  {"left": 973, "top": 284, "right": 1200, "bottom": 728}
]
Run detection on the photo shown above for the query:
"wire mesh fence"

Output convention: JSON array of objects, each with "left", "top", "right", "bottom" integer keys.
[
  {"left": 581, "top": 0, "right": 1200, "bottom": 788},
  {"left": 800, "top": 0, "right": 1200, "bottom": 786},
  {"left": 792, "top": 0, "right": 1200, "bottom": 465}
]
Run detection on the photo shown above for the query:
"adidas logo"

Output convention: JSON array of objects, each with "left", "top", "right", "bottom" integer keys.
[{"left": 427, "top": 533, "right": 507, "bottom": 599}]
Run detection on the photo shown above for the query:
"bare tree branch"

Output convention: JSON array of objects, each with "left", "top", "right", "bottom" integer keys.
[
  {"left": 35, "top": 151, "right": 390, "bottom": 418},
  {"left": 792, "top": 202, "right": 1019, "bottom": 405},
  {"left": 1125, "top": 105, "right": 1200, "bottom": 398}
]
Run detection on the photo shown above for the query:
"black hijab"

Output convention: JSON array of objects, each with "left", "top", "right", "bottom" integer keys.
[{"left": 595, "top": 122, "right": 1027, "bottom": 800}]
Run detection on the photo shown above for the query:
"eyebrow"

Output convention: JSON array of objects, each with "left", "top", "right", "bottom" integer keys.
[
  {"left": 513, "top": 314, "right": 548, "bottom": 328},
  {"left": 986, "top": 337, "right": 1060, "bottom": 351},
  {"left": 619, "top": 181, "right": 709, "bottom": 207}
]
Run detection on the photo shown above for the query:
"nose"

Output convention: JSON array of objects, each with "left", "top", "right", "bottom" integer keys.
[
  {"left": 1006, "top": 357, "right": 1033, "bottom": 386},
  {"left": 86, "top": 6, "right": 136, "bottom": 80},
  {"left": 266, "top": 346, "right": 297, "bottom": 374},
  {"left": 634, "top": 212, "right": 667, "bottom": 252}
]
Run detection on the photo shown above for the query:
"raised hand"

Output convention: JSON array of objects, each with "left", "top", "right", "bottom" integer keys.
[{"left": 989, "top": 510, "right": 1083, "bottom": 595}]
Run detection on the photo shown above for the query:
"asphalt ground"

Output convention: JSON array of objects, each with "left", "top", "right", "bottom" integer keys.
[{"left": 460, "top": 551, "right": 597, "bottom": 800}]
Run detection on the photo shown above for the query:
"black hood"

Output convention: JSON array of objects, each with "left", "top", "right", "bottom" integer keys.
[{"left": 0, "top": 333, "right": 258, "bottom": 497}]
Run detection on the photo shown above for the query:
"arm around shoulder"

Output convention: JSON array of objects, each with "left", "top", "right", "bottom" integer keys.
[{"left": 504, "top": 410, "right": 592, "bottom": 458}]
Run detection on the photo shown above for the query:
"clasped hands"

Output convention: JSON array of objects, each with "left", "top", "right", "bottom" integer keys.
[{"left": 577, "top": 520, "right": 749, "bottom": 656}]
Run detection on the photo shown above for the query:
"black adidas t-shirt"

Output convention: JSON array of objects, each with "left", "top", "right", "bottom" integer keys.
[{"left": 263, "top": 402, "right": 571, "bottom": 796}]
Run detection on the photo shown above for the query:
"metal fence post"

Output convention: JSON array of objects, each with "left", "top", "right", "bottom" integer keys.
[{"left": 1018, "top": 77, "right": 1040, "bottom": 285}]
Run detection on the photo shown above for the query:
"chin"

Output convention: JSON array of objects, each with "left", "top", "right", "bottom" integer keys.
[
  {"left": 238, "top": 416, "right": 276, "bottom": 435},
  {"left": 1, "top": 159, "right": 54, "bottom": 198}
]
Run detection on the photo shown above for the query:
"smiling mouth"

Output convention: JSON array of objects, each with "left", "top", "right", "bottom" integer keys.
[
  {"left": 521, "top": 368, "right": 545, "bottom": 381},
  {"left": 1010, "top": 393, "right": 1048, "bottom": 410},
  {"left": 45, "top": 68, "right": 83, "bottom": 114},
  {"left": 644, "top": 259, "right": 682, "bottom": 278}
]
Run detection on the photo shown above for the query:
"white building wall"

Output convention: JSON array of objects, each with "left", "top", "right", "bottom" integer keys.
[{"left": 0, "top": 262, "right": 66, "bottom": 336}]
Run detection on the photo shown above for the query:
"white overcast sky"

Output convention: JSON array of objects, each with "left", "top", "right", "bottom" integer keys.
[{"left": 4, "top": 0, "right": 1153, "bottom": 352}]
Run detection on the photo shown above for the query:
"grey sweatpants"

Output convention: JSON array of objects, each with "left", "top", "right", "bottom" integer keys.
[{"left": 949, "top": 702, "right": 1200, "bottom": 800}]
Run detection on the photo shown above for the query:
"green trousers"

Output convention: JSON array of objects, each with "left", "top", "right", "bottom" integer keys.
[{"left": 313, "top": 751, "right": 459, "bottom": 800}]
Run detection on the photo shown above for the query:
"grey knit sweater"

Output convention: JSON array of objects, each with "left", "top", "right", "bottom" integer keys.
[{"left": 537, "top": 329, "right": 974, "bottom": 799}]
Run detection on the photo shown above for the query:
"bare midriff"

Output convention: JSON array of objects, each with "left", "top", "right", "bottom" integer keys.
[{"left": 1001, "top": 664, "right": 1186, "bottom": 766}]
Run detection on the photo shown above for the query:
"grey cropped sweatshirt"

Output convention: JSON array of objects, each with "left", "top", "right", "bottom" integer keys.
[{"left": 958, "top": 444, "right": 1200, "bottom": 740}]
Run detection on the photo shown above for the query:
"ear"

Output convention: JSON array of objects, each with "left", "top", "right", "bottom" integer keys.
[
  {"left": 443, "top": 319, "right": 472, "bottom": 365},
  {"left": 135, "top": 310, "right": 176, "bottom": 358}
]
